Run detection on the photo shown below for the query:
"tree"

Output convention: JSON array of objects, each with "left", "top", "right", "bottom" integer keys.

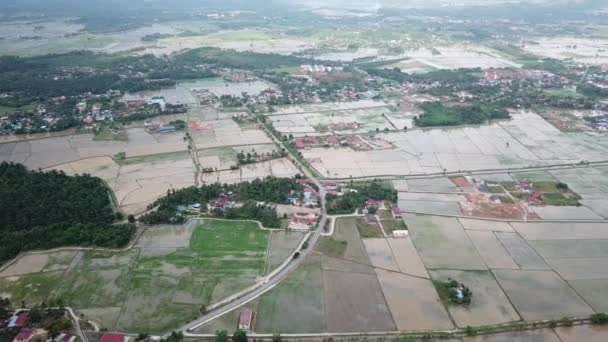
[
  {"left": 215, "top": 330, "right": 229, "bottom": 342},
  {"left": 136, "top": 333, "right": 149, "bottom": 342},
  {"left": 272, "top": 334, "right": 282, "bottom": 342},
  {"left": 232, "top": 330, "right": 248, "bottom": 342},
  {"left": 128, "top": 214, "right": 136, "bottom": 223}
]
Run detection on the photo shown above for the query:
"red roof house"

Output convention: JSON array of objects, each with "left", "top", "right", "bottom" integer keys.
[
  {"left": 327, "top": 135, "right": 338, "bottom": 144},
  {"left": 8, "top": 312, "right": 28, "bottom": 328},
  {"left": 12, "top": 328, "right": 34, "bottom": 342},
  {"left": 297, "top": 179, "right": 314, "bottom": 185},
  {"left": 99, "top": 333, "right": 125, "bottom": 342}
]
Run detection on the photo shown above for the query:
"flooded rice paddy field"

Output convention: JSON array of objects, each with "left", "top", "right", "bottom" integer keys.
[
  {"left": 0, "top": 106, "right": 299, "bottom": 215},
  {"left": 386, "top": 44, "right": 522, "bottom": 70},
  {"left": 303, "top": 111, "right": 608, "bottom": 178},
  {"left": 0, "top": 220, "right": 304, "bottom": 334},
  {"left": 523, "top": 37, "right": 608, "bottom": 65}
]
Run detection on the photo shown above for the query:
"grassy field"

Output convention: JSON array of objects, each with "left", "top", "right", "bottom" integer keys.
[
  {"left": 0, "top": 220, "right": 272, "bottom": 334},
  {"left": 0, "top": 104, "right": 36, "bottom": 115},
  {"left": 381, "top": 219, "right": 407, "bottom": 235},
  {"left": 357, "top": 218, "right": 384, "bottom": 238},
  {"left": 316, "top": 238, "right": 348, "bottom": 258}
]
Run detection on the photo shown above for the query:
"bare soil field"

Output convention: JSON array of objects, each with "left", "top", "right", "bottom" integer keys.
[
  {"left": 323, "top": 270, "right": 396, "bottom": 332},
  {"left": 375, "top": 269, "right": 453, "bottom": 331},
  {"left": 429, "top": 270, "right": 520, "bottom": 327},
  {"left": 406, "top": 214, "right": 486, "bottom": 270},
  {"left": 493, "top": 270, "right": 594, "bottom": 320},
  {"left": 0, "top": 254, "right": 50, "bottom": 277}
]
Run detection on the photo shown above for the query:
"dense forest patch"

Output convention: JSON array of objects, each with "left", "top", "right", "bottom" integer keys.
[
  {"left": 0, "top": 162, "right": 135, "bottom": 263},
  {"left": 415, "top": 102, "right": 510, "bottom": 127}
]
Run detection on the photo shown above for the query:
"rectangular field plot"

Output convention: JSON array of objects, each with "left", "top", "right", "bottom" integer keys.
[
  {"left": 323, "top": 270, "right": 396, "bottom": 332},
  {"left": 493, "top": 270, "right": 594, "bottom": 320},
  {"left": 363, "top": 238, "right": 399, "bottom": 271},
  {"left": 555, "top": 325, "right": 608, "bottom": 342},
  {"left": 397, "top": 199, "right": 463, "bottom": 216},
  {"left": 458, "top": 218, "right": 514, "bottom": 232},
  {"left": 429, "top": 270, "right": 520, "bottom": 327},
  {"left": 387, "top": 237, "right": 429, "bottom": 278},
  {"left": 495, "top": 232, "right": 549, "bottom": 270},
  {"left": 326, "top": 217, "right": 373, "bottom": 265},
  {"left": 529, "top": 240, "right": 608, "bottom": 259},
  {"left": 546, "top": 258, "right": 608, "bottom": 280},
  {"left": 464, "top": 329, "right": 561, "bottom": 342},
  {"left": 375, "top": 269, "right": 453, "bottom": 331},
  {"left": 0, "top": 251, "right": 77, "bottom": 277},
  {"left": 256, "top": 256, "right": 326, "bottom": 333},
  {"left": 407, "top": 215, "right": 486, "bottom": 270},
  {"left": 511, "top": 222, "right": 608, "bottom": 240},
  {"left": 531, "top": 206, "right": 603, "bottom": 220},
  {"left": 51, "top": 267, "right": 129, "bottom": 308},
  {"left": 568, "top": 279, "right": 608, "bottom": 312},
  {"left": 0, "top": 271, "right": 63, "bottom": 307},
  {"left": 264, "top": 230, "right": 306, "bottom": 274},
  {"left": 466, "top": 231, "right": 518, "bottom": 269}
]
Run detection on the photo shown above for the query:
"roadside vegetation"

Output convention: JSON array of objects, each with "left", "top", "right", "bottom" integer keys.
[
  {"left": 326, "top": 180, "right": 397, "bottom": 215},
  {"left": 140, "top": 177, "right": 304, "bottom": 227},
  {"left": 0, "top": 162, "right": 135, "bottom": 263}
]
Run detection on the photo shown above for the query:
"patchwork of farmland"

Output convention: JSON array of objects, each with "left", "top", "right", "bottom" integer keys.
[{"left": 0, "top": 220, "right": 304, "bottom": 334}]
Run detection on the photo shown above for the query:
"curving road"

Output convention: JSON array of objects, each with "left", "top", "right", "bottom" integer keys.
[{"left": 164, "top": 121, "right": 328, "bottom": 337}]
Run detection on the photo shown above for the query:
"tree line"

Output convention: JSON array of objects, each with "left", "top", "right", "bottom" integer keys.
[
  {"left": 326, "top": 180, "right": 398, "bottom": 215},
  {"left": 140, "top": 177, "right": 303, "bottom": 226}
]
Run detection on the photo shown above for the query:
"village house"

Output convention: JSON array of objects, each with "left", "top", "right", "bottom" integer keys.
[
  {"left": 288, "top": 212, "right": 319, "bottom": 230},
  {"left": 12, "top": 328, "right": 34, "bottom": 342},
  {"left": 7, "top": 312, "right": 28, "bottom": 329},
  {"left": 99, "top": 333, "right": 135, "bottom": 342}
]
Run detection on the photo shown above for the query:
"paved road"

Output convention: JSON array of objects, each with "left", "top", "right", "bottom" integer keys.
[{"left": 166, "top": 121, "right": 329, "bottom": 337}]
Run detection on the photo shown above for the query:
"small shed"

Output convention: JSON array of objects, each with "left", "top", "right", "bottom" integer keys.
[
  {"left": 392, "top": 206, "right": 403, "bottom": 219},
  {"left": 238, "top": 308, "right": 255, "bottom": 331},
  {"left": 392, "top": 230, "right": 409, "bottom": 238}
]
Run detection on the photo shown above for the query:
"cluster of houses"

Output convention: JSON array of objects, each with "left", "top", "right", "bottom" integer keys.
[
  {"left": 0, "top": 311, "right": 76, "bottom": 342},
  {"left": 587, "top": 113, "right": 608, "bottom": 131},
  {"left": 292, "top": 135, "right": 343, "bottom": 149},
  {"left": 482, "top": 68, "right": 566, "bottom": 85},
  {"left": 287, "top": 212, "right": 319, "bottom": 230},
  {"left": 300, "top": 65, "right": 343, "bottom": 74}
]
